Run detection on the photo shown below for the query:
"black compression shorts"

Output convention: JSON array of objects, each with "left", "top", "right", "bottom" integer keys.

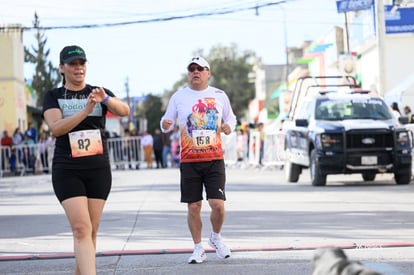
[
  {"left": 180, "top": 159, "right": 226, "bottom": 203},
  {"left": 52, "top": 167, "right": 112, "bottom": 202}
]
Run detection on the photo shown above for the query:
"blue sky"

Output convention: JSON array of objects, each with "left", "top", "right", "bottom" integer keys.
[{"left": 0, "top": 0, "right": 345, "bottom": 98}]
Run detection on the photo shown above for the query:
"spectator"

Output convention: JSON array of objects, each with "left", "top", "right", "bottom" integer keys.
[
  {"left": 38, "top": 132, "right": 53, "bottom": 173},
  {"left": 12, "top": 127, "right": 24, "bottom": 170},
  {"left": 170, "top": 132, "right": 180, "bottom": 168},
  {"left": 403, "top": 105, "right": 414, "bottom": 123},
  {"left": 12, "top": 127, "right": 23, "bottom": 146},
  {"left": 161, "top": 131, "right": 172, "bottom": 168},
  {"left": 22, "top": 133, "right": 36, "bottom": 173},
  {"left": 153, "top": 128, "right": 163, "bottom": 168},
  {"left": 24, "top": 122, "right": 37, "bottom": 143},
  {"left": 257, "top": 122, "right": 265, "bottom": 166},
  {"left": 1, "top": 130, "right": 13, "bottom": 171},
  {"left": 236, "top": 129, "right": 247, "bottom": 162},
  {"left": 390, "top": 102, "right": 401, "bottom": 118},
  {"left": 170, "top": 125, "right": 180, "bottom": 168},
  {"left": 141, "top": 130, "right": 154, "bottom": 168}
]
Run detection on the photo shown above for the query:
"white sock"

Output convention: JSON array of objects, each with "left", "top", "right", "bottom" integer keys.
[
  {"left": 194, "top": 242, "right": 203, "bottom": 249},
  {"left": 211, "top": 232, "right": 221, "bottom": 239}
]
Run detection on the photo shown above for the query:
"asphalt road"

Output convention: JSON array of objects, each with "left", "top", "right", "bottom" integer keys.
[{"left": 0, "top": 165, "right": 413, "bottom": 274}]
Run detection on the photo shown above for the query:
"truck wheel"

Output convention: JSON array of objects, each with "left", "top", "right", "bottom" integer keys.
[
  {"left": 310, "top": 149, "right": 326, "bottom": 186},
  {"left": 394, "top": 172, "right": 412, "bottom": 185},
  {"left": 285, "top": 158, "right": 301, "bottom": 182},
  {"left": 362, "top": 172, "right": 376, "bottom": 181}
]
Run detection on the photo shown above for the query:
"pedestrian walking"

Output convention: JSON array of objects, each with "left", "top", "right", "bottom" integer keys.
[
  {"left": 42, "top": 45, "right": 130, "bottom": 275},
  {"left": 160, "top": 56, "right": 237, "bottom": 264}
]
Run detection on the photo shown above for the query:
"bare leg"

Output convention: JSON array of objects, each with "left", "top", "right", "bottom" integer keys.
[
  {"left": 62, "top": 197, "right": 106, "bottom": 275},
  {"left": 208, "top": 198, "right": 225, "bottom": 233},
  {"left": 187, "top": 201, "right": 203, "bottom": 243}
]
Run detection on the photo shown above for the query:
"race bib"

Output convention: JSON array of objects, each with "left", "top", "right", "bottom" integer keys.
[
  {"left": 69, "top": 129, "right": 103, "bottom": 158},
  {"left": 192, "top": 130, "right": 216, "bottom": 147}
]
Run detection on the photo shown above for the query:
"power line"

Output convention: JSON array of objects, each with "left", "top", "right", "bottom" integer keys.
[{"left": 1, "top": 1, "right": 286, "bottom": 31}]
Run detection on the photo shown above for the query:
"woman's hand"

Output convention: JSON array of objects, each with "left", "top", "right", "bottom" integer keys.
[{"left": 90, "top": 87, "right": 106, "bottom": 103}]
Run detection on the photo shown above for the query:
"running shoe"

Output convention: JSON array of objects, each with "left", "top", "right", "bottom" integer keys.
[
  {"left": 208, "top": 233, "right": 231, "bottom": 259},
  {"left": 188, "top": 246, "right": 207, "bottom": 264}
]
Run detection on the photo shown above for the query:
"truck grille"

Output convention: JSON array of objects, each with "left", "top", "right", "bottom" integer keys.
[{"left": 346, "top": 130, "right": 393, "bottom": 149}]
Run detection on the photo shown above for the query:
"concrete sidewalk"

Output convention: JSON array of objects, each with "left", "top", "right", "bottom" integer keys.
[{"left": 0, "top": 167, "right": 413, "bottom": 274}]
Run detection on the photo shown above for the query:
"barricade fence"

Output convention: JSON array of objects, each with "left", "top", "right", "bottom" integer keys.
[
  {"left": 1, "top": 132, "right": 287, "bottom": 176},
  {"left": 107, "top": 136, "right": 142, "bottom": 170},
  {"left": 3, "top": 126, "right": 414, "bottom": 177},
  {"left": 0, "top": 137, "right": 145, "bottom": 177}
]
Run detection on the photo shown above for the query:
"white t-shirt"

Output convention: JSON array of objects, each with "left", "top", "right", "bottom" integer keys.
[{"left": 160, "top": 86, "right": 237, "bottom": 163}]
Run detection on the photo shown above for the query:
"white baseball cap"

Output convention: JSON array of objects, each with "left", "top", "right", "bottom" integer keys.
[{"left": 187, "top": 56, "right": 210, "bottom": 70}]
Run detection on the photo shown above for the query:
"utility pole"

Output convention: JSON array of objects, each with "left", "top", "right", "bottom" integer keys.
[
  {"left": 125, "top": 77, "right": 132, "bottom": 127},
  {"left": 375, "top": 0, "right": 387, "bottom": 96}
]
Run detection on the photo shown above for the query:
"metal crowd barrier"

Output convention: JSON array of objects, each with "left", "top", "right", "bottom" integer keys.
[
  {"left": 222, "top": 130, "right": 285, "bottom": 169},
  {"left": 0, "top": 143, "right": 52, "bottom": 176},
  {"left": 1, "top": 131, "right": 293, "bottom": 177},
  {"left": 0, "top": 136, "right": 144, "bottom": 177},
  {"left": 107, "top": 136, "right": 142, "bottom": 170}
]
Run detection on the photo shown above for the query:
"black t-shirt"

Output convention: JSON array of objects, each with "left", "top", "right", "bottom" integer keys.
[{"left": 42, "top": 85, "right": 115, "bottom": 170}]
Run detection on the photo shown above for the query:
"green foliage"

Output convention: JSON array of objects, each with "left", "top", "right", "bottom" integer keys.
[
  {"left": 135, "top": 94, "right": 163, "bottom": 134},
  {"left": 207, "top": 44, "right": 256, "bottom": 120},
  {"left": 24, "top": 13, "right": 62, "bottom": 107}
]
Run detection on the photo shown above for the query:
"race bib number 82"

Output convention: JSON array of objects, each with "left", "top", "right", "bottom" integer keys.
[{"left": 69, "top": 129, "right": 103, "bottom": 158}]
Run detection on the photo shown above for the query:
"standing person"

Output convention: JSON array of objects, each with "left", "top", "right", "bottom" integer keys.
[
  {"left": 25, "top": 122, "right": 37, "bottom": 143},
  {"left": 390, "top": 102, "right": 401, "bottom": 118},
  {"left": 42, "top": 45, "right": 130, "bottom": 275},
  {"left": 152, "top": 128, "right": 163, "bottom": 168},
  {"left": 257, "top": 122, "right": 265, "bottom": 166},
  {"left": 236, "top": 129, "right": 247, "bottom": 162},
  {"left": 1, "top": 130, "right": 13, "bottom": 171},
  {"left": 160, "top": 56, "right": 237, "bottom": 264},
  {"left": 38, "top": 131, "right": 53, "bottom": 173},
  {"left": 12, "top": 127, "right": 24, "bottom": 171},
  {"left": 141, "top": 130, "right": 154, "bottom": 168},
  {"left": 170, "top": 125, "right": 181, "bottom": 168},
  {"left": 161, "top": 131, "right": 172, "bottom": 168},
  {"left": 12, "top": 127, "right": 24, "bottom": 146},
  {"left": 403, "top": 105, "right": 414, "bottom": 123}
]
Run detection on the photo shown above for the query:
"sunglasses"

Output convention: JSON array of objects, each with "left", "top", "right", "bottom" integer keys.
[{"left": 188, "top": 66, "right": 208, "bottom": 72}]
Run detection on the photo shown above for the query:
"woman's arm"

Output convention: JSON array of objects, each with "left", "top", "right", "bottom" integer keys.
[{"left": 43, "top": 94, "right": 97, "bottom": 137}]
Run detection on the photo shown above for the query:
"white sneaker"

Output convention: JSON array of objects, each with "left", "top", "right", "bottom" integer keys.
[
  {"left": 208, "top": 233, "right": 231, "bottom": 259},
  {"left": 188, "top": 246, "right": 207, "bottom": 264}
]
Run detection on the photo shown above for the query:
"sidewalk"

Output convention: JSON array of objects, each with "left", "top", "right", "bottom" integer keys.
[{"left": 0, "top": 167, "right": 413, "bottom": 274}]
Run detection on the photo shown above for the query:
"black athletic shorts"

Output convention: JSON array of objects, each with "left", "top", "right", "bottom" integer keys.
[
  {"left": 52, "top": 167, "right": 112, "bottom": 202},
  {"left": 180, "top": 159, "right": 226, "bottom": 203}
]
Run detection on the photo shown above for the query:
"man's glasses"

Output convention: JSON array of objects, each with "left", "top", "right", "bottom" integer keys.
[{"left": 188, "top": 66, "right": 208, "bottom": 72}]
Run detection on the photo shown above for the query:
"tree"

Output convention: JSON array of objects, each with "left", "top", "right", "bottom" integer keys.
[
  {"left": 134, "top": 94, "right": 163, "bottom": 134},
  {"left": 207, "top": 44, "right": 256, "bottom": 120},
  {"left": 164, "top": 44, "right": 256, "bottom": 121},
  {"left": 25, "top": 13, "right": 62, "bottom": 107}
]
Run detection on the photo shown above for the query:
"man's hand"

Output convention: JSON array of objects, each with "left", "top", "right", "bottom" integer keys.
[
  {"left": 221, "top": 123, "right": 231, "bottom": 135},
  {"left": 162, "top": 119, "right": 173, "bottom": 130}
]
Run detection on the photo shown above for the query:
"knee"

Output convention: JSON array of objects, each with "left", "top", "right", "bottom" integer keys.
[
  {"left": 188, "top": 201, "right": 202, "bottom": 215},
  {"left": 209, "top": 199, "right": 225, "bottom": 213},
  {"left": 71, "top": 222, "right": 92, "bottom": 240}
]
